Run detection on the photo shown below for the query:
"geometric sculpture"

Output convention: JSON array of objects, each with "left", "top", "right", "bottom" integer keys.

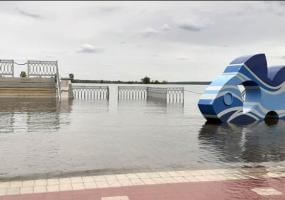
[{"left": 198, "top": 53, "right": 285, "bottom": 124}]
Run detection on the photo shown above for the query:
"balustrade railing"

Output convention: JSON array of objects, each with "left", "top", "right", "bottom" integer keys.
[
  {"left": 27, "top": 60, "right": 58, "bottom": 77},
  {"left": 27, "top": 60, "right": 61, "bottom": 100},
  {"left": 118, "top": 86, "right": 147, "bottom": 100},
  {"left": 118, "top": 86, "right": 184, "bottom": 103},
  {"left": 0, "top": 59, "right": 14, "bottom": 77},
  {"left": 167, "top": 87, "right": 184, "bottom": 103},
  {"left": 0, "top": 59, "right": 61, "bottom": 100},
  {"left": 72, "top": 85, "right": 109, "bottom": 100}
]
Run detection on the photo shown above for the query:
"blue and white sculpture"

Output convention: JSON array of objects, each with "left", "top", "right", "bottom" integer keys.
[{"left": 198, "top": 53, "right": 285, "bottom": 124}]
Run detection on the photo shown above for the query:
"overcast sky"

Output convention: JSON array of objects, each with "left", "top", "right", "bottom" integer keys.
[{"left": 0, "top": 1, "right": 284, "bottom": 81}]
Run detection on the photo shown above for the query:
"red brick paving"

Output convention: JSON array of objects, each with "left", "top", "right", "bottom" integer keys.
[{"left": 1, "top": 177, "right": 285, "bottom": 200}]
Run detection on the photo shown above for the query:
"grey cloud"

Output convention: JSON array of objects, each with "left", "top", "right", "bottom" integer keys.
[
  {"left": 177, "top": 57, "right": 189, "bottom": 61},
  {"left": 178, "top": 23, "right": 202, "bottom": 32},
  {"left": 277, "top": 2, "right": 285, "bottom": 7},
  {"left": 1, "top": 1, "right": 285, "bottom": 82},
  {"left": 88, "top": 5, "right": 122, "bottom": 16},
  {"left": 262, "top": 1, "right": 285, "bottom": 16},
  {"left": 161, "top": 24, "right": 171, "bottom": 31},
  {"left": 151, "top": 54, "right": 159, "bottom": 57},
  {"left": 16, "top": 7, "right": 43, "bottom": 19},
  {"left": 77, "top": 44, "right": 103, "bottom": 54},
  {"left": 98, "top": 6, "right": 121, "bottom": 13},
  {"left": 264, "top": 1, "right": 285, "bottom": 7},
  {"left": 141, "top": 27, "right": 159, "bottom": 37}
]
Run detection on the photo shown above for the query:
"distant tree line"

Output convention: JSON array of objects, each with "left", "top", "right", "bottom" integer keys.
[
  {"left": 64, "top": 73, "right": 210, "bottom": 85},
  {"left": 141, "top": 76, "right": 167, "bottom": 84},
  {"left": 66, "top": 74, "right": 168, "bottom": 84}
]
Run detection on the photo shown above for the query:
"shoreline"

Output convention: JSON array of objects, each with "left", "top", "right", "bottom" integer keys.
[
  {"left": 70, "top": 79, "right": 211, "bottom": 85},
  {"left": 1, "top": 160, "right": 284, "bottom": 182},
  {"left": 0, "top": 165, "right": 285, "bottom": 197}
]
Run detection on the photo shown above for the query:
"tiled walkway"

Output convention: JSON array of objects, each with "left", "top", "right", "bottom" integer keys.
[{"left": 1, "top": 166, "right": 285, "bottom": 199}]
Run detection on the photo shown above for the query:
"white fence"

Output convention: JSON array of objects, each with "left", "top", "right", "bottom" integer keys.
[
  {"left": 0, "top": 60, "right": 14, "bottom": 77},
  {"left": 0, "top": 59, "right": 61, "bottom": 100},
  {"left": 118, "top": 86, "right": 184, "bottom": 103},
  {"left": 72, "top": 85, "right": 109, "bottom": 100},
  {"left": 118, "top": 86, "right": 147, "bottom": 100}
]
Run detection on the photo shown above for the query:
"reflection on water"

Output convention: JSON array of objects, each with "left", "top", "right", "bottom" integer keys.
[
  {"left": 199, "top": 121, "right": 285, "bottom": 165},
  {"left": 0, "top": 84, "right": 285, "bottom": 180},
  {"left": 0, "top": 98, "right": 73, "bottom": 134},
  {"left": 0, "top": 98, "right": 59, "bottom": 112},
  {"left": 0, "top": 98, "right": 74, "bottom": 113},
  {"left": 118, "top": 98, "right": 184, "bottom": 114}
]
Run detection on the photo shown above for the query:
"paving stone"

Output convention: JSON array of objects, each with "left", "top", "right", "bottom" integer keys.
[
  {"left": 10, "top": 181, "right": 22, "bottom": 188},
  {"left": 0, "top": 188, "right": 6, "bottom": 196},
  {"left": 20, "top": 187, "right": 34, "bottom": 194},
  {"left": 96, "top": 181, "right": 109, "bottom": 188},
  {"left": 102, "top": 196, "right": 129, "bottom": 200},
  {"left": 6, "top": 187, "right": 20, "bottom": 195},
  {"left": 22, "top": 180, "right": 34, "bottom": 187},
  {"left": 47, "top": 185, "right": 59, "bottom": 192},
  {"left": 93, "top": 176, "right": 106, "bottom": 182},
  {"left": 0, "top": 182, "right": 10, "bottom": 189},
  {"left": 251, "top": 187, "right": 282, "bottom": 196},
  {"left": 72, "top": 182, "right": 85, "bottom": 190},
  {"left": 34, "top": 179, "right": 47, "bottom": 186},
  {"left": 34, "top": 186, "right": 47, "bottom": 193},
  {"left": 59, "top": 183, "right": 73, "bottom": 191}
]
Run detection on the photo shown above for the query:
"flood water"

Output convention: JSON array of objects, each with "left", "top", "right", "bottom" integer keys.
[{"left": 0, "top": 84, "right": 285, "bottom": 180}]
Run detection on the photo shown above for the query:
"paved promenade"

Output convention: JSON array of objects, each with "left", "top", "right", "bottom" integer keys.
[{"left": 1, "top": 166, "right": 285, "bottom": 200}]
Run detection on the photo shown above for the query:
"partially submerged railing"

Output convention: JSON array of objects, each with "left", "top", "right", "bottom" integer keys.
[
  {"left": 118, "top": 86, "right": 147, "bottom": 100},
  {"left": 166, "top": 87, "right": 184, "bottom": 103},
  {"left": 118, "top": 86, "right": 184, "bottom": 103},
  {"left": 147, "top": 87, "right": 167, "bottom": 101},
  {"left": 0, "top": 60, "right": 14, "bottom": 77},
  {"left": 72, "top": 85, "right": 109, "bottom": 100}
]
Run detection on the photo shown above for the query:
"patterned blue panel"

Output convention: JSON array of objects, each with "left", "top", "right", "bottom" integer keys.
[{"left": 198, "top": 53, "right": 285, "bottom": 124}]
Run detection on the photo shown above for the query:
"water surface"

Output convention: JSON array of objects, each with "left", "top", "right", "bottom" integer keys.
[{"left": 0, "top": 84, "right": 285, "bottom": 180}]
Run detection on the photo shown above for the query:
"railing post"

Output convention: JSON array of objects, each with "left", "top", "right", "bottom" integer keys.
[
  {"left": 27, "top": 61, "right": 30, "bottom": 78},
  {"left": 56, "top": 61, "right": 61, "bottom": 101},
  {"left": 12, "top": 60, "right": 14, "bottom": 77},
  {"left": 182, "top": 88, "right": 184, "bottom": 105},
  {"left": 0, "top": 60, "right": 14, "bottom": 77},
  {"left": 117, "top": 86, "right": 120, "bottom": 100},
  {"left": 146, "top": 87, "right": 149, "bottom": 100},
  {"left": 107, "top": 87, "right": 110, "bottom": 100}
]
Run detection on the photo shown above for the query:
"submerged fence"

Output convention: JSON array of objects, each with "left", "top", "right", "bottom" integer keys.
[
  {"left": 166, "top": 87, "right": 185, "bottom": 103},
  {"left": 118, "top": 86, "right": 184, "bottom": 103},
  {"left": 118, "top": 86, "right": 147, "bottom": 100},
  {"left": 72, "top": 85, "right": 109, "bottom": 100},
  {"left": 147, "top": 87, "right": 184, "bottom": 103}
]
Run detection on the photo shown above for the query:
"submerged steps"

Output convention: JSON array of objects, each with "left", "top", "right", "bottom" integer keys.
[{"left": 0, "top": 77, "right": 56, "bottom": 98}]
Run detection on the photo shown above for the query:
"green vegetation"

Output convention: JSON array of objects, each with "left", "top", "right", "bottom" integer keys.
[
  {"left": 66, "top": 73, "right": 210, "bottom": 85},
  {"left": 69, "top": 73, "right": 74, "bottom": 80},
  {"left": 20, "top": 71, "right": 27, "bottom": 78},
  {"left": 141, "top": 76, "right": 150, "bottom": 84}
]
